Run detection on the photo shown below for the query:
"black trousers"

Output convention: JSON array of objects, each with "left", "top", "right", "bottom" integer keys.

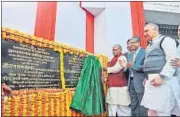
[{"left": 129, "top": 78, "right": 148, "bottom": 116}]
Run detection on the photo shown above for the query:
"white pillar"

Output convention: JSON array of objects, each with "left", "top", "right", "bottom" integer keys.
[
  {"left": 82, "top": 2, "right": 133, "bottom": 59},
  {"left": 94, "top": 9, "right": 108, "bottom": 56}
]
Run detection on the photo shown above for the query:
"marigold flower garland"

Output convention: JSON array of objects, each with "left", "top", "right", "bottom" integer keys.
[{"left": 2, "top": 27, "right": 108, "bottom": 116}]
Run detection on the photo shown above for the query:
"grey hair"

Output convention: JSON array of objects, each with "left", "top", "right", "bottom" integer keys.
[
  {"left": 145, "top": 22, "right": 159, "bottom": 33},
  {"left": 113, "top": 44, "right": 122, "bottom": 51}
]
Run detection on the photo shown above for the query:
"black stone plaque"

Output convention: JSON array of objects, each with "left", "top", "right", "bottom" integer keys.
[
  {"left": 64, "top": 53, "right": 85, "bottom": 88},
  {"left": 1, "top": 39, "right": 61, "bottom": 90}
]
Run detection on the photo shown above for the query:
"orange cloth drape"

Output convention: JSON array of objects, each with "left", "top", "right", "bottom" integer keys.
[
  {"left": 86, "top": 11, "right": 94, "bottom": 53},
  {"left": 34, "top": 2, "right": 57, "bottom": 41},
  {"left": 130, "top": 2, "right": 147, "bottom": 48}
]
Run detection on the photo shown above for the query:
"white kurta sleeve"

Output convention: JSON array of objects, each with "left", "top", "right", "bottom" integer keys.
[
  {"left": 107, "top": 56, "right": 127, "bottom": 74},
  {"left": 160, "top": 37, "right": 177, "bottom": 78}
]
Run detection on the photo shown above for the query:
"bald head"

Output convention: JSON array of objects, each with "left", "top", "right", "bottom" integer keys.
[{"left": 144, "top": 23, "right": 160, "bottom": 41}]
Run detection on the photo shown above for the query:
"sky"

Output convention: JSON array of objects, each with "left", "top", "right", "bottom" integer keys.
[
  {"left": 1, "top": 1, "right": 133, "bottom": 58},
  {"left": 2, "top": 2, "right": 37, "bottom": 34}
]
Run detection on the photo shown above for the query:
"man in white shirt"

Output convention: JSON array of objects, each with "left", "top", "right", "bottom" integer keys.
[
  {"left": 103, "top": 44, "right": 131, "bottom": 116},
  {"left": 119, "top": 37, "right": 147, "bottom": 116},
  {"left": 170, "top": 24, "right": 180, "bottom": 116},
  {"left": 141, "top": 23, "right": 178, "bottom": 116},
  {"left": 171, "top": 24, "right": 180, "bottom": 68}
]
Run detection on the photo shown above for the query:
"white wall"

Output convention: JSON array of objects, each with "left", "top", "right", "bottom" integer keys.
[
  {"left": 144, "top": 2, "right": 180, "bottom": 25},
  {"left": 144, "top": 2, "right": 180, "bottom": 14},
  {"left": 92, "top": 2, "right": 133, "bottom": 59},
  {"left": 55, "top": 2, "right": 86, "bottom": 49},
  {"left": 2, "top": 2, "right": 37, "bottom": 34},
  {"left": 144, "top": 10, "right": 180, "bottom": 25},
  {"left": 94, "top": 9, "right": 107, "bottom": 55},
  {"left": 105, "top": 2, "right": 133, "bottom": 59}
]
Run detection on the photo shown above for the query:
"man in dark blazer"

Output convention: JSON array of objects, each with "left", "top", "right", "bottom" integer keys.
[
  {"left": 119, "top": 37, "right": 147, "bottom": 116},
  {"left": 123, "top": 39, "right": 133, "bottom": 80}
]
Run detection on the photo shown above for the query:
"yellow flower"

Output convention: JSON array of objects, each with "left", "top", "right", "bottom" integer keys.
[
  {"left": 2, "top": 32, "right": 6, "bottom": 39},
  {"left": 60, "top": 50, "right": 65, "bottom": 89}
]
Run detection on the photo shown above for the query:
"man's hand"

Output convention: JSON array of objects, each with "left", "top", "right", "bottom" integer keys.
[
  {"left": 2, "top": 83, "right": 12, "bottom": 97},
  {"left": 150, "top": 75, "right": 164, "bottom": 86},
  {"left": 102, "top": 66, "right": 107, "bottom": 71},
  {"left": 127, "top": 61, "right": 133, "bottom": 68},
  {"left": 170, "top": 57, "right": 180, "bottom": 67},
  {"left": 143, "top": 79, "right": 147, "bottom": 86},
  {"left": 118, "top": 59, "right": 126, "bottom": 68},
  {"left": 148, "top": 109, "right": 157, "bottom": 116},
  {"left": 101, "top": 76, "right": 108, "bottom": 83}
]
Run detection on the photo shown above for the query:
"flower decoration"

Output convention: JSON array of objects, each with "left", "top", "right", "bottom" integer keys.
[{"left": 2, "top": 27, "right": 108, "bottom": 116}]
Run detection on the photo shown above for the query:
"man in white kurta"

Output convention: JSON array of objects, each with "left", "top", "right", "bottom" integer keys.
[
  {"left": 169, "top": 24, "right": 180, "bottom": 116},
  {"left": 141, "top": 23, "right": 178, "bottom": 116},
  {"left": 103, "top": 44, "right": 131, "bottom": 116}
]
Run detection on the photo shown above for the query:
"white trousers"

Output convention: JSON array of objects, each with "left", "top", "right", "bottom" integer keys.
[
  {"left": 141, "top": 79, "right": 173, "bottom": 114},
  {"left": 156, "top": 112, "right": 170, "bottom": 116},
  {"left": 168, "top": 77, "right": 180, "bottom": 116},
  {"left": 172, "top": 102, "right": 180, "bottom": 116},
  {"left": 108, "top": 104, "right": 131, "bottom": 116}
]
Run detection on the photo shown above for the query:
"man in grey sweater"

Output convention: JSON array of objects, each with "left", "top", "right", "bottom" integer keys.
[{"left": 141, "top": 23, "right": 178, "bottom": 116}]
